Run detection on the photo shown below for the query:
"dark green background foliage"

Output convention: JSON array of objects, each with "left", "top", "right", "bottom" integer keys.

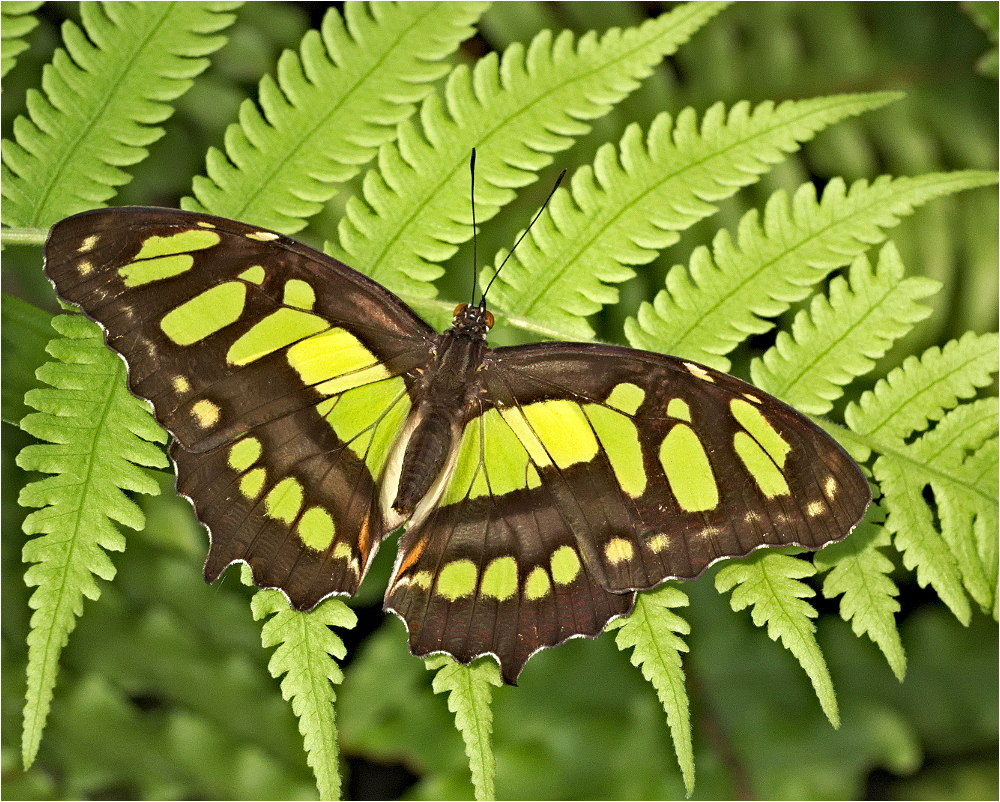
[{"left": 2, "top": 2, "right": 997, "bottom": 799}]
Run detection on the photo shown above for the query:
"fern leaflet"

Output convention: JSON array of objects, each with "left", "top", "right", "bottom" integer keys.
[
  {"left": 814, "top": 514, "right": 906, "bottom": 680},
  {"left": 751, "top": 243, "right": 939, "bottom": 415},
  {"left": 715, "top": 551, "right": 839, "bottom": 727},
  {"left": 246, "top": 567, "right": 358, "bottom": 802},
  {"left": 626, "top": 172, "right": 998, "bottom": 370},
  {"left": 607, "top": 585, "right": 694, "bottom": 795},
  {"left": 331, "top": 1, "right": 728, "bottom": 299},
  {"left": 183, "top": 1, "right": 486, "bottom": 233},
  {"left": 16, "top": 314, "right": 168, "bottom": 768},
  {"left": 1, "top": 0, "right": 42, "bottom": 78},
  {"left": 1, "top": 1, "right": 238, "bottom": 228},
  {"left": 425, "top": 656, "right": 503, "bottom": 802}
]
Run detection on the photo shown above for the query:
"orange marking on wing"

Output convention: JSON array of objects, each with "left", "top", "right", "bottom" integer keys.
[{"left": 397, "top": 537, "right": 427, "bottom": 576}]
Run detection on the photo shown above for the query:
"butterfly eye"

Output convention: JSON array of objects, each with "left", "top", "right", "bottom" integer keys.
[
  {"left": 453, "top": 304, "right": 466, "bottom": 317},
  {"left": 483, "top": 310, "right": 495, "bottom": 328}
]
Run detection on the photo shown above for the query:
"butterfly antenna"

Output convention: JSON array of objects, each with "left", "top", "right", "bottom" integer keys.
[
  {"left": 480, "top": 166, "right": 567, "bottom": 306},
  {"left": 470, "top": 149, "right": 478, "bottom": 306}
]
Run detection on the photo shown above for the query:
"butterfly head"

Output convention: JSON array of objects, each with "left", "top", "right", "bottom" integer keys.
[{"left": 451, "top": 303, "right": 494, "bottom": 339}]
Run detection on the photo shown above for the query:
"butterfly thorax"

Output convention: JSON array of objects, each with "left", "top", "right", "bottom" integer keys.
[{"left": 383, "top": 305, "right": 493, "bottom": 524}]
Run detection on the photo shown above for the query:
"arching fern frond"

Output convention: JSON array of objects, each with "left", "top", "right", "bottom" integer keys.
[
  {"left": 626, "top": 171, "right": 999, "bottom": 370},
  {"left": 183, "top": 2, "right": 487, "bottom": 233},
  {"left": 424, "top": 656, "right": 503, "bottom": 802},
  {"left": 1, "top": 0, "right": 42, "bottom": 78},
  {"left": 246, "top": 567, "right": 358, "bottom": 802},
  {"left": 1, "top": 1, "right": 239, "bottom": 228},
  {"left": 332, "top": 1, "right": 729, "bottom": 299},
  {"left": 486, "top": 93, "right": 899, "bottom": 340},
  {"left": 750, "top": 243, "right": 939, "bottom": 415},
  {"left": 16, "top": 314, "right": 168, "bottom": 768}
]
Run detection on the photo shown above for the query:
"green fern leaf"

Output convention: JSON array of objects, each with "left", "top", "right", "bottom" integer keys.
[
  {"left": 1, "top": 1, "right": 239, "bottom": 228},
  {"left": 183, "top": 1, "right": 487, "bottom": 233},
  {"left": 814, "top": 515, "right": 906, "bottom": 680},
  {"left": 1, "top": 293, "right": 54, "bottom": 425},
  {"left": 486, "top": 93, "right": 899, "bottom": 340},
  {"left": 715, "top": 551, "right": 839, "bottom": 727},
  {"left": 846, "top": 330, "right": 999, "bottom": 441},
  {"left": 246, "top": 566, "right": 358, "bottom": 802},
  {"left": 750, "top": 243, "right": 938, "bottom": 415},
  {"left": 626, "top": 171, "right": 998, "bottom": 369},
  {"left": 1, "top": 0, "right": 42, "bottom": 78},
  {"left": 15, "top": 314, "right": 168, "bottom": 768},
  {"left": 424, "top": 656, "right": 503, "bottom": 802},
  {"left": 332, "top": 1, "right": 729, "bottom": 299},
  {"left": 607, "top": 585, "right": 694, "bottom": 795}
]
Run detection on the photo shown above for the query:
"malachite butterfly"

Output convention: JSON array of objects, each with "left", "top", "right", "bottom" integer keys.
[{"left": 44, "top": 204, "right": 869, "bottom": 683}]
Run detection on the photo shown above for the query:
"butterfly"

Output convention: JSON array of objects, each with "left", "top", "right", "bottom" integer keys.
[{"left": 43, "top": 192, "right": 869, "bottom": 683}]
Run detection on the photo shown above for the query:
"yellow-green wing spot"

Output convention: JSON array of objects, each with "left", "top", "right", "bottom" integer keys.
[
  {"left": 228, "top": 437, "right": 262, "bottom": 472},
  {"left": 119, "top": 229, "right": 221, "bottom": 287},
  {"left": 604, "top": 537, "right": 634, "bottom": 564},
  {"left": 227, "top": 309, "right": 328, "bottom": 366},
  {"left": 584, "top": 403, "right": 646, "bottom": 498},
  {"left": 733, "top": 431, "right": 790, "bottom": 498},
  {"left": 666, "top": 398, "right": 691, "bottom": 421},
  {"left": 730, "top": 399, "right": 791, "bottom": 468},
  {"left": 239, "top": 265, "right": 265, "bottom": 284},
  {"left": 481, "top": 556, "right": 518, "bottom": 601},
  {"left": 266, "top": 477, "right": 304, "bottom": 524},
  {"left": 441, "top": 415, "right": 485, "bottom": 505},
  {"left": 160, "top": 282, "right": 247, "bottom": 346},
  {"left": 550, "top": 546, "right": 581, "bottom": 585},
  {"left": 283, "top": 279, "right": 316, "bottom": 310},
  {"left": 436, "top": 559, "right": 478, "bottom": 601},
  {"left": 191, "top": 399, "right": 220, "bottom": 428},
  {"left": 287, "top": 327, "right": 389, "bottom": 395},
  {"left": 135, "top": 229, "right": 220, "bottom": 260},
  {"left": 413, "top": 571, "right": 433, "bottom": 590},
  {"left": 298, "top": 506, "right": 335, "bottom": 551},
  {"left": 659, "top": 423, "right": 719, "bottom": 512},
  {"left": 319, "top": 377, "right": 410, "bottom": 475},
  {"left": 524, "top": 566, "right": 551, "bottom": 600},
  {"left": 606, "top": 382, "right": 645, "bottom": 414},
  {"left": 240, "top": 467, "right": 266, "bottom": 499},
  {"left": 513, "top": 400, "right": 598, "bottom": 469}
]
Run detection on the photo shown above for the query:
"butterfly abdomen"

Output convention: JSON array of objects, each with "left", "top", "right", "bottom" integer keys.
[{"left": 393, "top": 414, "right": 456, "bottom": 515}]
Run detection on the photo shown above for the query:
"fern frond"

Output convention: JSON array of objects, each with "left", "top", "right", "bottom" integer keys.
[
  {"left": 183, "top": 2, "right": 486, "bottom": 233},
  {"left": 425, "top": 656, "right": 503, "bottom": 802},
  {"left": 246, "top": 567, "right": 358, "bottom": 802},
  {"left": 715, "top": 551, "right": 838, "bottom": 727},
  {"left": 1, "top": 1, "right": 238, "bottom": 228},
  {"left": 626, "top": 171, "right": 998, "bottom": 370},
  {"left": 332, "top": 1, "right": 729, "bottom": 299},
  {"left": 487, "top": 93, "right": 898, "bottom": 340},
  {"left": 1, "top": 1, "right": 42, "bottom": 78},
  {"left": 607, "top": 585, "right": 694, "bottom": 795},
  {"left": 814, "top": 515, "right": 905, "bottom": 680},
  {"left": 845, "top": 330, "right": 999, "bottom": 441},
  {"left": 750, "top": 243, "right": 938, "bottom": 414},
  {"left": 15, "top": 314, "right": 168, "bottom": 768}
]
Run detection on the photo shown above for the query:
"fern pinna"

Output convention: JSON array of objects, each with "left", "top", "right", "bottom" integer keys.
[{"left": 2, "top": 2, "right": 996, "bottom": 800}]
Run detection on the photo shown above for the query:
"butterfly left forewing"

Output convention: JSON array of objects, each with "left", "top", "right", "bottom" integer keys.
[{"left": 44, "top": 207, "right": 436, "bottom": 606}]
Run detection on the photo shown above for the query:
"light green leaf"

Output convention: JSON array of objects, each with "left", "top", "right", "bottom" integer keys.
[
  {"left": 609, "top": 585, "right": 694, "bottom": 795},
  {"left": 715, "top": 551, "right": 839, "bottom": 727},
  {"left": 16, "top": 314, "right": 168, "bottom": 768},
  {"left": 425, "top": 655, "right": 503, "bottom": 802},
  {"left": 1, "top": 0, "right": 42, "bottom": 77}
]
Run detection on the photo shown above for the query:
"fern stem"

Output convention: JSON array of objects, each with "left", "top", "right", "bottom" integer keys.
[{"left": 1, "top": 226, "right": 47, "bottom": 246}]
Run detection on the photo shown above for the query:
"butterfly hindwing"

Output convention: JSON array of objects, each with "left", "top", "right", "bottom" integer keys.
[{"left": 44, "top": 207, "right": 435, "bottom": 602}]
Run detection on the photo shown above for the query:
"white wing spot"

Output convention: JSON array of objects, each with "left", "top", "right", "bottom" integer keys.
[
  {"left": 683, "top": 362, "right": 714, "bottom": 382},
  {"left": 824, "top": 476, "right": 839, "bottom": 500},
  {"left": 807, "top": 501, "right": 825, "bottom": 517},
  {"left": 246, "top": 231, "right": 280, "bottom": 242},
  {"left": 78, "top": 235, "right": 98, "bottom": 254}
]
